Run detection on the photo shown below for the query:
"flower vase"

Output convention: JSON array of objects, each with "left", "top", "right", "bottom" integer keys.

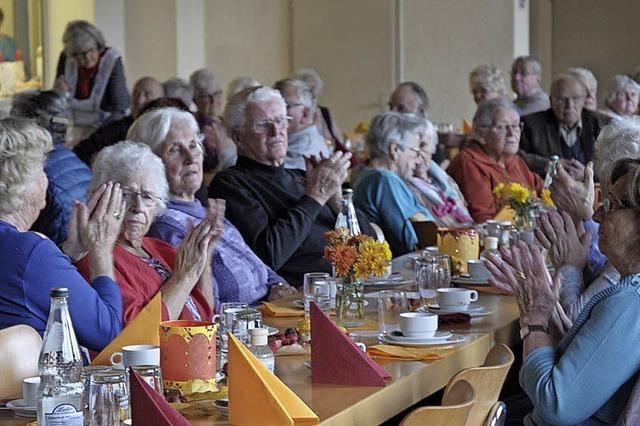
[
  {"left": 335, "top": 276, "right": 365, "bottom": 327},
  {"left": 515, "top": 211, "right": 536, "bottom": 243}
]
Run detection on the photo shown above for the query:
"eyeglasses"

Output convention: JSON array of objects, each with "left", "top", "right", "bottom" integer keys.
[
  {"left": 286, "top": 102, "right": 305, "bottom": 110},
  {"left": 552, "top": 95, "right": 585, "bottom": 104},
  {"left": 70, "top": 47, "right": 97, "bottom": 59},
  {"left": 481, "top": 123, "right": 524, "bottom": 133},
  {"left": 121, "top": 187, "right": 161, "bottom": 207},
  {"left": 195, "top": 91, "right": 223, "bottom": 103},
  {"left": 249, "top": 116, "right": 292, "bottom": 134},
  {"left": 164, "top": 140, "right": 203, "bottom": 159},
  {"left": 599, "top": 196, "right": 634, "bottom": 214}
]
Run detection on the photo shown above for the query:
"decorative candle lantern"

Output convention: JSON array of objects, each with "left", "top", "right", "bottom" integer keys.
[{"left": 437, "top": 227, "right": 479, "bottom": 275}]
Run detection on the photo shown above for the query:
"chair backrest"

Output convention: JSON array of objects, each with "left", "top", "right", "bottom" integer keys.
[
  {"left": 411, "top": 220, "right": 438, "bottom": 249},
  {"left": 0, "top": 325, "right": 42, "bottom": 400},
  {"left": 400, "top": 379, "right": 476, "bottom": 426},
  {"left": 443, "top": 343, "right": 515, "bottom": 426}
]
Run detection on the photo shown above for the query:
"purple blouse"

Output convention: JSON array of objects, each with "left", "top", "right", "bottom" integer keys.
[{"left": 148, "top": 199, "right": 284, "bottom": 307}]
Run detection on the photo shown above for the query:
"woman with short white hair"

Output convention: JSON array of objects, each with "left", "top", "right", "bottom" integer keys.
[
  {"left": 128, "top": 108, "right": 298, "bottom": 306},
  {"left": 77, "top": 141, "right": 224, "bottom": 324},
  {"left": 594, "top": 116, "right": 640, "bottom": 192},
  {"left": 468, "top": 64, "right": 509, "bottom": 105},
  {"left": 601, "top": 75, "right": 640, "bottom": 119},
  {"left": 567, "top": 67, "right": 598, "bottom": 111}
]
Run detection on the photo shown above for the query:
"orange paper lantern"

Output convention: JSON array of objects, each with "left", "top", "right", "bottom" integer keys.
[{"left": 159, "top": 320, "right": 217, "bottom": 395}]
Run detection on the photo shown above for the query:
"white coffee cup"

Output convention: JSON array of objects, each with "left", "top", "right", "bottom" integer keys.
[
  {"left": 22, "top": 376, "right": 39, "bottom": 407},
  {"left": 110, "top": 344, "right": 160, "bottom": 368},
  {"left": 437, "top": 288, "right": 478, "bottom": 311},
  {"left": 467, "top": 259, "right": 490, "bottom": 280},
  {"left": 399, "top": 312, "right": 438, "bottom": 338}
]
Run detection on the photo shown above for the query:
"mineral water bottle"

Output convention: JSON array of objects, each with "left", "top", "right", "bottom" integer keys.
[
  {"left": 248, "top": 328, "right": 275, "bottom": 373},
  {"left": 543, "top": 155, "right": 560, "bottom": 189},
  {"left": 37, "top": 288, "right": 84, "bottom": 425},
  {"left": 335, "top": 188, "right": 361, "bottom": 236}
]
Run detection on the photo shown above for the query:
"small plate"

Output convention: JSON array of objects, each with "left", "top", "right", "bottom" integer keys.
[
  {"left": 215, "top": 371, "right": 225, "bottom": 383},
  {"left": 379, "top": 333, "right": 467, "bottom": 347},
  {"left": 213, "top": 399, "right": 228, "bottom": 416},
  {"left": 451, "top": 275, "right": 490, "bottom": 285},
  {"left": 364, "top": 275, "right": 412, "bottom": 286},
  {"left": 386, "top": 330, "right": 452, "bottom": 341},
  {"left": 420, "top": 304, "right": 495, "bottom": 317},
  {"left": 5, "top": 399, "right": 36, "bottom": 418},
  {"left": 265, "top": 326, "right": 279, "bottom": 336},
  {"left": 426, "top": 303, "right": 484, "bottom": 313},
  {"left": 364, "top": 291, "right": 420, "bottom": 300}
]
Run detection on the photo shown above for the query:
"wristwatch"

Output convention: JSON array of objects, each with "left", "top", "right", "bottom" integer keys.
[{"left": 520, "top": 324, "right": 550, "bottom": 340}]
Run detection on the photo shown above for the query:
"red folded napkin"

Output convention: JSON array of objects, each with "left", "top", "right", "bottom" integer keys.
[
  {"left": 129, "top": 370, "right": 190, "bottom": 426},
  {"left": 310, "top": 302, "right": 391, "bottom": 387},
  {"left": 438, "top": 313, "right": 471, "bottom": 325}
]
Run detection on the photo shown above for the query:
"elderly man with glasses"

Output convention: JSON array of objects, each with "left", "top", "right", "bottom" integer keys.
[
  {"left": 273, "top": 78, "right": 332, "bottom": 170},
  {"left": 209, "top": 87, "right": 375, "bottom": 286},
  {"left": 519, "top": 74, "right": 611, "bottom": 177},
  {"left": 511, "top": 56, "right": 550, "bottom": 116}
]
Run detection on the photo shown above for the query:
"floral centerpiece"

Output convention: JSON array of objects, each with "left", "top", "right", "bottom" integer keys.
[
  {"left": 324, "top": 229, "right": 391, "bottom": 326},
  {"left": 493, "top": 182, "right": 535, "bottom": 230}
]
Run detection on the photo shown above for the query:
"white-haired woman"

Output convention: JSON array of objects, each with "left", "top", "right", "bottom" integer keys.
[
  {"left": 189, "top": 68, "right": 236, "bottom": 172},
  {"left": 127, "top": 108, "right": 298, "bottom": 306},
  {"left": 54, "top": 20, "right": 129, "bottom": 141},
  {"left": 353, "top": 112, "right": 432, "bottom": 255},
  {"left": 448, "top": 98, "right": 542, "bottom": 222},
  {"left": 567, "top": 67, "right": 598, "bottom": 111},
  {"left": 77, "top": 141, "right": 224, "bottom": 324},
  {"left": 601, "top": 75, "right": 640, "bottom": 119},
  {"left": 469, "top": 64, "right": 509, "bottom": 105},
  {"left": 0, "top": 117, "right": 124, "bottom": 351},
  {"left": 407, "top": 120, "right": 472, "bottom": 226}
]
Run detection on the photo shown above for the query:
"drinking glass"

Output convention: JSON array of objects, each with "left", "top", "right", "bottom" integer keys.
[
  {"left": 436, "top": 254, "right": 451, "bottom": 287},
  {"left": 217, "top": 302, "right": 249, "bottom": 354},
  {"left": 377, "top": 290, "right": 407, "bottom": 334},
  {"left": 82, "top": 365, "right": 112, "bottom": 425},
  {"left": 89, "top": 370, "right": 129, "bottom": 426},
  {"left": 131, "top": 365, "right": 163, "bottom": 396},
  {"left": 230, "top": 308, "right": 263, "bottom": 344},
  {"left": 416, "top": 258, "right": 446, "bottom": 303},
  {"left": 303, "top": 272, "right": 330, "bottom": 318},
  {"left": 306, "top": 279, "right": 333, "bottom": 316}
]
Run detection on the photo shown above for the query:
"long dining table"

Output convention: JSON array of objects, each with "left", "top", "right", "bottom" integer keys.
[{"left": 0, "top": 253, "right": 521, "bottom": 425}]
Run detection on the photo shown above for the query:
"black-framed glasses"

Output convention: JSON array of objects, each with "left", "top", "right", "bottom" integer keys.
[{"left": 600, "top": 196, "right": 634, "bottom": 214}]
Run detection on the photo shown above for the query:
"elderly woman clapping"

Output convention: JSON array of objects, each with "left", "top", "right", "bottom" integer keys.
[
  {"left": 353, "top": 112, "right": 432, "bottom": 255},
  {"left": 485, "top": 158, "right": 640, "bottom": 424},
  {"left": 77, "top": 141, "right": 224, "bottom": 323},
  {"left": 448, "top": 98, "right": 543, "bottom": 222},
  {"left": 127, "top": 108, "right": 298, "bottom": 306},
  {"left": 0, "top": 117, "right": 124, "bottom": 351}
]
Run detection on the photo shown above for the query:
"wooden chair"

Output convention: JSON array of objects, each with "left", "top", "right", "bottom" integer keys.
[
  {"left": 0, "top": 325, "right": 42, "bottom": 399},
  {"left": 411, "top": 220, "right": 438, "bottom": 249},
  {"left": 443, "top": 344, "right": 515, "bottom": 426},
  {"left": 400, "top": 379, "right": 476, "bottom": 426}
]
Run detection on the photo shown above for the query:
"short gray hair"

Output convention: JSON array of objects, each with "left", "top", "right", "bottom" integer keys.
[
  {"left": 162, "top": 78, "right": 194, "bottom": 110},
  {"left": 295, "top": 68, "right": 324, "bottom": 97},
  {"left": 566, "top": 67, "right": 597, "bottom": 92},
  {"left": 366, "top": 112, "right": 423, "bottom": 160},
  {"left": 594, "top": 116, "right": 640, "bottom": 188},
  {"left": 469, "top": 64, "right": 508, "bottom": 97},
  {"left": 472, "top": 98, "right": 519, "bottom": 138},
  {"left": 189, "top": 68, "right": 218, "bottom": 98},
  {"left": 223, "top": 86, "right": 286, "bottom": 138},
  {"left": 0, "top": 117, "right": 52, "bottom": 215},
  {"left": 550, "top": 73, "right": 587, "bottom": 98},
  {"left": 127, "top": 107, "right": 203, "bottom": 156},
  {"left": 63, "top": 20, "right": 106, "bottom": 56},
  {"left": 90, "top": 141, "right": 169, "bottom": 211},
  {"left": 606, "top": 75, "right": 640, "bottom": 106},
  {"left": 227, "top": 76, "right": 260, "bottom": 101},
  {"left": 512, "top": 56, "right": 541, "bottom": 75},
  {"left": 10, "top": 90, "right": 68, "bottom": 144},
  {"left": 273, "top": 78, "right": 316, "bottom": 111}
]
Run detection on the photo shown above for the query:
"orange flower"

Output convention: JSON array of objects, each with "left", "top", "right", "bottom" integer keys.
[{"left": 324, "top": 245, "right": 358, "bottom": 276}]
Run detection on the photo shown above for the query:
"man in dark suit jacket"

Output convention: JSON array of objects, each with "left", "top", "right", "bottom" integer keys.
[{"left": 519, "top": 74, "right": 611, "bottom": 176}]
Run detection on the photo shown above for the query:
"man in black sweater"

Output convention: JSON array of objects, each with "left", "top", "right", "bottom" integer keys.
[{"left": 209, "top": 86, "right": 375, "bottom": 286}]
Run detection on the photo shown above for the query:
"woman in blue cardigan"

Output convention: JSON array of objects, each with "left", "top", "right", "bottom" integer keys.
[
  {"left": 0, "top": 117, "right": 124, "bottom": 351},
  {"left": 486, "top": 157, "right": 640, "bottom": 424}
]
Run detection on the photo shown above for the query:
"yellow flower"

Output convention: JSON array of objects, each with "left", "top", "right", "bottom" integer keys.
[
  {"left": 492, "top": 183, "right": 505, "bottom": 197},
  {"left": 354, "top": 121, "right": 370, "bottom": 134},
  {"left": 541, "top": 188, "right": 554, "bottom": 207},
  {"left": 352, "top": 240, "right": 392, "bottom": 279},
  {"left": 507, "top": 183, "right": 530, "bottom": 204}
]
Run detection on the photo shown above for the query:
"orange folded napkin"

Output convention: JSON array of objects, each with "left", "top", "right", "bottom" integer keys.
[
  {"left": 310, "top": 302, "right": 391, "bottom": 387},
  {"left": 261, "top": 301, "right": 305, "bottom": 318},
  {"left": 91, "top": 293, "right": 161, "bottom": 365},
  {"left": 228, "top": 333, "right": 318, "bottom": 425},
  {"left": 367, "top": 344, "right": 457, "bottom": 361},
  {"left": 130, "top": 370, "right": 190, "bottom": 426}
]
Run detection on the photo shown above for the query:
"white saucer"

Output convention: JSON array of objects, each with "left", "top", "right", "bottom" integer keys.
[
  {"left": 292, "top": 299, "right": 368, "bottom": 308},
  {"left": 265, "top": 326, "right": 279, "bottom": 336},
  {"left": 364, "top": 275, "right": 412, "bottom": 286},
  {"left": 5, "top": 399, "right": 36, "bottom": 418},
  {"left": 379, "top": 333, "right": 467, "bottom": 346},
  {"left": 386, "top": 330, "right": 452, "bottom": 341},
  {"left": 364, "top": 291, "right": 420, "bottom": 300},
  {"left": 420, "top": 304, "right": 495, "bottom": 317},
  {"left": 213, "top": 399, "right": 228, "bottom": 416},
  {"left": 215, "top": 371, "right": 226, "bottom": 383},
  {"left": 451, "top": 275, "right": 489, "bottom": 285}
]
